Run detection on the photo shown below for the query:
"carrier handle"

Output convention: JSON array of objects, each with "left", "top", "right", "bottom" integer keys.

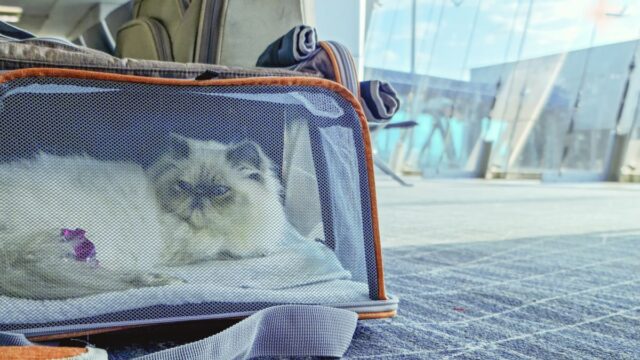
[
  {"left": 0, "top": 305, "right": 358, "bottom": 359},
  {"left": 194, "top": 70, "right": 222, "bottom": 80}
]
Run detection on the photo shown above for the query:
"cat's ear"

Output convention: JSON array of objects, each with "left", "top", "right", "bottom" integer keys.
[
  {"left": 169, "top": 134, "right": 190, "bottom": 159},
  {"left": 226, "top": 141, "right": 263, "bottom": 170}
]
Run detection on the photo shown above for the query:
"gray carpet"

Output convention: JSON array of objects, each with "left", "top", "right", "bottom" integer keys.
[
  {"left": 345, "top": 231, "right": 640, "bottom": 359},
  {"left": 64, "top": 231, "right": 639, "bottom": 359}
]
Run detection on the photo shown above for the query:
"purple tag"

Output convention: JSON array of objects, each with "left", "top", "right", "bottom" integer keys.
[{"left": 60, "top": 228, "right": 98, "bottom": 266}]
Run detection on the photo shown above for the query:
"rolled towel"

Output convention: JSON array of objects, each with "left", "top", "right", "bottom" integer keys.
[
  {"left": 360, "top": 80, "right": 400, "bottom": 123},
  {"left": 257, "top": 25, "right": 318, "bottom": 67}
]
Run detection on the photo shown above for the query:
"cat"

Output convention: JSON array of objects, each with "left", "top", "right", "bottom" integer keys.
[{"left": 0, "top": 135, "right": 287, "bottom": 299}]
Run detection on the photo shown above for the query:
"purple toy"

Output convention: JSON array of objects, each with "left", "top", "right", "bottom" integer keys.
[{"left": 60, "top": 228, "right": 99, "bottom": 266}]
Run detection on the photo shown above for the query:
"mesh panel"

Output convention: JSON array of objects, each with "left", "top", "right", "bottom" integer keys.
[{"left": 0, "top": 76, "right": 381, "bottom": 334}]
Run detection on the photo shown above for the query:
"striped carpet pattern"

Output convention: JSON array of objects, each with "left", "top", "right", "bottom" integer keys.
[{"left": 345, "top": 231, "right": 640, "bottom": 359}]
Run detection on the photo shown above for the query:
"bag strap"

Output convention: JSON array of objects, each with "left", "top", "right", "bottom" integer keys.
[{"left": 0, "top": 305, "right": 358, "bottom": 359}]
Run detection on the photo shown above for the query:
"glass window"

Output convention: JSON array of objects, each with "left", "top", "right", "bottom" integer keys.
[{"left": 365, "top": 0, "right": 640, "bottom": 179}]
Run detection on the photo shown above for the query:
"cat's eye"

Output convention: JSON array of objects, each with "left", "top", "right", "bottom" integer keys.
[
  {"left": 176, "top": 180, "right": 193, "bottom": 192},
  {"left": 248, "top": 173, "right": 263, "bottom": 183}
]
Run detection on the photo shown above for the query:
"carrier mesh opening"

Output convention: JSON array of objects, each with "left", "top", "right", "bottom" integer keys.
[{"left": 0, "top": 76, "right": 380, "bottom": 333}]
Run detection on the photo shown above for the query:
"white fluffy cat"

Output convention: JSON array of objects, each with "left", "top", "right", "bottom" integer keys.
[{"left": 0, "top": 135, "right": 287, "bottom": 299}]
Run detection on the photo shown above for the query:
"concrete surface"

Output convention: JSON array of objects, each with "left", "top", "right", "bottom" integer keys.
[{"left": 375, "top": 178, "right": 640, "bottom": 248}]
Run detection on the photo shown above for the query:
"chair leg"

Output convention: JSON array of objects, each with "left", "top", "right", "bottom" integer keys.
[{"left": 374, "top": 156, "right": 413, "bottom": 187}]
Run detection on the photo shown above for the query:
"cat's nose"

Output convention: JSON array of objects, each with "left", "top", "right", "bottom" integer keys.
[{"left": 191, "top": 197, "right": 205, "bottom": 211}]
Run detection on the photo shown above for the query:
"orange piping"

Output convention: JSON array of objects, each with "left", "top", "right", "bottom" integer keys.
[
  {"left": 358, "top": 310, "right": 397, "bottom": 320},
  {"left": 0, "top": 346, "right": 88, "bottom": 359}
]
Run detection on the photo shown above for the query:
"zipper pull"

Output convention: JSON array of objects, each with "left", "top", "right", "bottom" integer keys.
[{"left": 195, "top": 70, "right": 221, "bottom": 80}]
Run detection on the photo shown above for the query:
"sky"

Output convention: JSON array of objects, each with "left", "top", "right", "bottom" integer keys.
[{"left": 364, "top": 0, "right": 640, "bottom": 80}]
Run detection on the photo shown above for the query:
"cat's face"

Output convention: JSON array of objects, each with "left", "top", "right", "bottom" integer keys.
[{"left": 149, "top": 135, "right": 280, "bottom": 230}]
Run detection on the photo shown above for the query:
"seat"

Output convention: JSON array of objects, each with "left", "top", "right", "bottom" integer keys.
[
  {"left": 71, "top": 2, "right": 133, "bottom": 55},
  {"left": 81, "top": 22, "right": 114, "bottom": 54},
  {"left": 115, "top": 0, "right": 314, "bottom": 66}
]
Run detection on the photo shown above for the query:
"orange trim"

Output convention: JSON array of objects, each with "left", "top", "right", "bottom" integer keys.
[
  {"left": 0, "top": 346, "right": 87, "bottom": 359},
  {"left": 358, "top": 310, "right": 397, "bottom": 320},
  {"left": 319, "top": 41, "right": 342, "bottom": 84},
  {"left": 0, "top": 68, "right": 387, "bottom": 300}
]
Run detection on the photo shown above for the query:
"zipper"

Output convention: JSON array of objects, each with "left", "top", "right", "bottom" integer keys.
[
  {"left": 197, "top": 0, "right": 224, "bottom": 64},
  {"left": 178, "top": 0, "right": 191, "bottom": 15},
  {"left": 140, "top": 18, "right": 173, "bottom": 61}
]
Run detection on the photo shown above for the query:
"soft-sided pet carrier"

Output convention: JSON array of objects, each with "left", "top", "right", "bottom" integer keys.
[{"left": 0, "top": 67, "right": 397, "bottom": 341}]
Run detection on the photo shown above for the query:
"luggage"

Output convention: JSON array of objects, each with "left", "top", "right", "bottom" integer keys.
[{"left": 117, "top": 0, "right": 314, "bottom": 66}]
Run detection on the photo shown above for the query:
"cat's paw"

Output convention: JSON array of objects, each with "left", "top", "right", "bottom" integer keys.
[
  {"left": 160, "top": 251, "right": 196, "bottom": 266},
  {"left": 219, "top": 249, "right": 269, "bottom": 260},
  {"left": 127, "top": 272, "right": 185, "bottom": 287},
  {"left": 216, "top": 250, "right": 243, "bottom": 260}
]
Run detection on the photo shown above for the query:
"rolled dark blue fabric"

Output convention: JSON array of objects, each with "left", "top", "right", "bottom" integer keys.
[
  {"left": 256, "top": 25, "right": 318, "bottom": 67},
  {"left": 360, "top": 80, "right": 401, "bottom": 123},
  {"left": 0, "top": 21, "right": 35, "bottom": 40}
]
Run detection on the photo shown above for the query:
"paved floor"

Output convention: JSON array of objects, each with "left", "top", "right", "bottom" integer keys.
[{"left": 375, "top": 178, "right": 640, "bottom": 248}]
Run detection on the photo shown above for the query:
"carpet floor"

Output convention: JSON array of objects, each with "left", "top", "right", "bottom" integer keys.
[
  {"left": 72, "top": 229, "right": 639, "bottom": 359},
  {"left": 344, "top": 231, "right": 640, "bottom": 359}
]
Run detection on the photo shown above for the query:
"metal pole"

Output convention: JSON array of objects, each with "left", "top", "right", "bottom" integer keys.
[{"left": 410, "top": 0, "right": 417, "bottom": 75}]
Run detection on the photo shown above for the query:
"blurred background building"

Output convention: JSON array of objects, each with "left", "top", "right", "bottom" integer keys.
[{"left": 364, "top": 0, "right": 640, "bottom": 183}]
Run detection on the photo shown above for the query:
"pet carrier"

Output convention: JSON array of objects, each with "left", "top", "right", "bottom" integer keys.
[{"left": 0, "top": 67, "right": 397, "bottom": 340}]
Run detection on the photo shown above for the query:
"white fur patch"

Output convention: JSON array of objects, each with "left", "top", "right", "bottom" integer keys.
[{"left": 0, "top": 137, "right": 291, "bottom": 299}]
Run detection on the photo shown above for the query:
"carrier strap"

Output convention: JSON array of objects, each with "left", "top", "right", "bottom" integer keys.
[{"left": 0, "top": 305, "right": 358, "bottom": 359}]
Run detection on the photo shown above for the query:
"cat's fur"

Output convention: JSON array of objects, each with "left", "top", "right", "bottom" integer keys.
[{"left": 0, "top": 135, "right": 286, "bottom": 299}]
